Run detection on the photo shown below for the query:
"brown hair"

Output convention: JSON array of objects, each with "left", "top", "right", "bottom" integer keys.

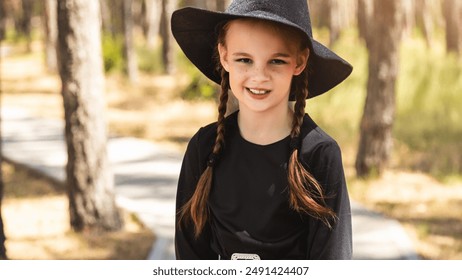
[{"left": 179, "top": 19, "right": 336, "bottom": 238}]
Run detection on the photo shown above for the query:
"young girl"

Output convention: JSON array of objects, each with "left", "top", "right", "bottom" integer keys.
[{"left": 171, "top": 0, "right": 353, "bottom": 260}]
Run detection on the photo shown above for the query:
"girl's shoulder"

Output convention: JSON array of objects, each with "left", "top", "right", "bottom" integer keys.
[
  {"left": 299, "top": 113, "right": 342, "bottom": 160},
  {"left": 187, "top": 111, "right": 239, "bottom": 156}
]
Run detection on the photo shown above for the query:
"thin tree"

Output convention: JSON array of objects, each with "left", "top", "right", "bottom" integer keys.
[
  {"left": 142, "top": 0, "right": 162, "bottom": 48},
  {"left": 357, "top": 0, "right": 374, "bottom": 44},
  {"left": 18, "top": 0, "right": 33, "bottom": 51},
  {"left": 57, "top": 0, "right": 123, "bottom": 232},
  {"left": 216, "top": 0, "right": 229, "bottom": 12},
  {"left": 122, "top": 0, "right": 138, "bottom": 82},
  {"left": 43, "top": 0, "right": 58, "bottom": 72},
  {"left": 0, "top": 34, "right": 7, "bottom": 260},
  {"left": 415, "top": 0, "right": 434, "bottom": 48},
  {"left": 442, "top": 0, "right": 461, "bottom": 55},
  {"left": 100, "top": 0, "right": 112, "bottom": 35},
  {"left": 0, "top": 0, "right": 6, "bottom": 40},
  {"left": 159, "top": 0, "right": 177, "bottom": 74},
  {"left": 355, "top": 0, "right": 403, "bottom": 178}
]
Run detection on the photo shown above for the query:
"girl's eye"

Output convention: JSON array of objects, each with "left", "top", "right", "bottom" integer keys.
[
  {"left": 270, "top": 59, "right": 287, "bottom": 65},
  {"left": 236, "top": 58, "right": 252, "bottom": 64}
]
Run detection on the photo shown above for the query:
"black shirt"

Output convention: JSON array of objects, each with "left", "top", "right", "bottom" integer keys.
[{"left": 175, "top": 112, "right": 352, "bottom": 259}]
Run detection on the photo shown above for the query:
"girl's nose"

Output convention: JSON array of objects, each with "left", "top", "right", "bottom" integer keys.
[{"left": 250, "top": 64, "right": 270, "bottom": 82}]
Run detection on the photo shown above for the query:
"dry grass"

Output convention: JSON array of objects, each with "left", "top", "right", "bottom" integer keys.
[
  {"left": 2, "top": 162, "right": 155, "bottom": 260},
  {"left": 2, "top": 41, "right": 462, "bottom": 260}
]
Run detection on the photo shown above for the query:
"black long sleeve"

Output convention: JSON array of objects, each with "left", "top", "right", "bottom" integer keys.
[
  {"left": 175, "top": 127, "right": 218, "bottom": 259},
  {"left": 175, "top": 112, "right": 352, "bottom": 259}
]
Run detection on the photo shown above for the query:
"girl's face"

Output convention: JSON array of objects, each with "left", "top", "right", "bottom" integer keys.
[{"left": 218, "top": 19, "right": 309, "bottom": 115}]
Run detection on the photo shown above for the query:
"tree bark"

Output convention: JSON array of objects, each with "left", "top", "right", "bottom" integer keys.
[
  {"left": 0, "top": 156, "right": 6, "bottom": 260},
  {"left": 0, "top": 38, "right": 7, "bottom": 260},
  {"left": 308, "top": 0, "right": 330, "bottom": 29},
  {"left": 355, "top": 0, "right": 403, "bottom": 178},
  {"left": 357, "top": 0, "right": 374, "bottom": 45},
  {"left": 57, "top": 0, "right": 123, "bottom": 232},
  {"left": 442, "top": 0, "right": 461, "bottom": 55},
  {"left": 0, "top": 0, "right": 6, "bottom": 40},
  {"left": 109, "top": 0, "right": 124, "bottom": 38},
  {"left": 100, "top": 0, "right": 112, "bottom": 35},
  {"left": 142, "top": 0, "right": 162, "bottom": 48},
  {"left": 401, "top": 0, "right": 416, "bottom": 40},
  {"left": 122, "top": 0, "right": 138, "bottom": 82},
  {"left": 43, "top": 0, "right": 58, "bottom": 72},
  {"left": 415, "top": 0, "right": 434, "bottom": 48},
  {"left": 0, "top": 159, "right": 6, "bottom": 260},
  {"left": 160, "top": 0, "right": 177, "bottom": 74},
  {"left": 20, "top": 0, "right": 33, "bottom": 51},
  {"left": 328, "top": 0, "right": 340, "bottom": 47},
  {"left": 216, "top": 0, "right": 229, "bottom": 12}
]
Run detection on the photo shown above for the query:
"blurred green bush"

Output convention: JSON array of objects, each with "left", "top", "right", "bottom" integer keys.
[
  {"left": 102, "top": 34, "right": 123, "bottom": 73},
  {"left": 176, "top": 51, "right": 218, "bottom": 101}
]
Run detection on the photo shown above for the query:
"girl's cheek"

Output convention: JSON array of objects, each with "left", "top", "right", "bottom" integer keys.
[{"left": 233, "top": 67, "right": 249, "bottom": 76}]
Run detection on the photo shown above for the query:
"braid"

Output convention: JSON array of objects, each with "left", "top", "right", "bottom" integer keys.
[
  {"left": 213, "top": 69, "right": 229, "bottom": 156},
  {"left": 287, "top": 69, "right": 337, "bottom": 228},
  {"left": 179, "top": 68, "right": 229, "bottom": 238},
  {"left": 290, "top": 72, "right": 308, "bottom": 139}
]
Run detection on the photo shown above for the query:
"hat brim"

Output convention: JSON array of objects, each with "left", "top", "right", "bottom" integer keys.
[{"left": 171, "top": 7, "right": 353, "bottom": 99}]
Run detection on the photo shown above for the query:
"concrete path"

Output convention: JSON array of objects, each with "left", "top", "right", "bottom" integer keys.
[{"left": 1, "top": 107, "right": 418, "bottom": 260}]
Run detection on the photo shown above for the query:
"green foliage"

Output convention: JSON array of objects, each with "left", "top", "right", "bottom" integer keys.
[
  {"left": 181, "top": 71, "right": 217, "bottom": 101},
  {"left": 3, "top": 26, "right": 39, "bottom": 44},
  {"left": 395, "top": 38, "right": 462, "bottom": 177},
  {"left": 307, "top": 28, "right": 367, "bottom": 147},
  {"left": 136, "top": 45, "right": 164, "bottom": 74},
  {"left": 101, "top": 34, "right": 124, "bottom": 73},
  {"left": 177, "top": 51, "right": 218, "bottom": 101}
]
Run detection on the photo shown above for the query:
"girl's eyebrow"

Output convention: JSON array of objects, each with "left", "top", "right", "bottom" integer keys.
[
  {"left": 232, "top": 52, "right": 251, "bottom": 57},
  {"left": 232, "top": 52, "right": 291, "bottom": 57},
  {"left": 273, "top": 52, "right": 291, "bottom": 57}
]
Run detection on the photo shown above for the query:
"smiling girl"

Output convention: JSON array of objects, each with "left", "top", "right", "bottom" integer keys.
[{"left": 171, "top": 0, "right": 353, "bottom": 260}]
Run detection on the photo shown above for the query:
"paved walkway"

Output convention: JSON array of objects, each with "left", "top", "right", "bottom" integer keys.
[{"left": 1, "top": 107, "right": 418, "bottom": 260}]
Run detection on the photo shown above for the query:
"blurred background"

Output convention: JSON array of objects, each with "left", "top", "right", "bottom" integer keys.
[{"left": 0, "top": 0, "right": 461, "bottom": 260}]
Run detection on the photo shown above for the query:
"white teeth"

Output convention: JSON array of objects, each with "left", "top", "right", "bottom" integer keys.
[{"left": 248, "top": 88, "right": 269, "bottom": 95}]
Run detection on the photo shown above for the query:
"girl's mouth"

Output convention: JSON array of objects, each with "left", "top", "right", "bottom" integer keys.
[{"left": 246, "top": 88, "right": 271, "bottom": 95}]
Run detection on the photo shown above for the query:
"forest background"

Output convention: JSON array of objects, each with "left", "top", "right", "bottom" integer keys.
[{"left": 0, "top": 0, "right": 461, "bottom": 260}]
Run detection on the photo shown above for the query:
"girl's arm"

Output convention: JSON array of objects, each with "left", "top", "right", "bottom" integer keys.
[
  {"left": 175, "top": 131, "right": 218, "bottom": 260},
  {"left": 302, "top": 140, "right": 353, "bottom": 259}
]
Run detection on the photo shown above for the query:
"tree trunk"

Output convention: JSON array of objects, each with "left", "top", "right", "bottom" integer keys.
[
  {"left": 0, "top": 155, "right": 6, "bottom": 260},
  {"left": 401, "top": 0, "right": 415, "bottom": 40},
  {"left": 109, "top": 0, "right": 124, "bottom": 38},
  {"left": 142, "top": 0, "right": 162, "bottom": 48},
  {"left": 57, "top": 0, "right": 123, "bottom": 233},
  {"left": 160, "top": 0, "right": 176, "bottom": 74},
  {"left": 43, "top": 0, "right": 58, "bottom": 72},
  {"left": 308, "top": 0, "right": 330, "bottom": 29},
  {"left": 122, "top": 0, "right": 138, "bottom": 82},
  {"left": 216, "top": 0, "right": 229, "bottom": 12},
  {"left": 442, "top": 0, "right": 461, "bottom": 55},
  {"left": 0, "top": 0, "right": 6, "bottom": 40},
  {"left": 20, "top": 0, "right": 33, "bottom": 51},
  {"left": 328, "top": 0, "right": 340, "bottom": 47},
  {"left": 415, "top": 0, "right": 434, "bottom": 48},
  {"left": 100, "top": 0, "right": 112, "bottom": 35},
  {"left": 0, "top": 38, "right": 7, "bottom": 260},
  {"left": 355, "top": 0, "right": 403, "bottom": 178},
  {"left": 357, "top": 0, "right": 374, "bottom": 45},
  {"left": 191, "top": 0, "right": 207, "bottom": 9},
  {"left": 0, "top": 159, "right": 6, "bottom": 260}
]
